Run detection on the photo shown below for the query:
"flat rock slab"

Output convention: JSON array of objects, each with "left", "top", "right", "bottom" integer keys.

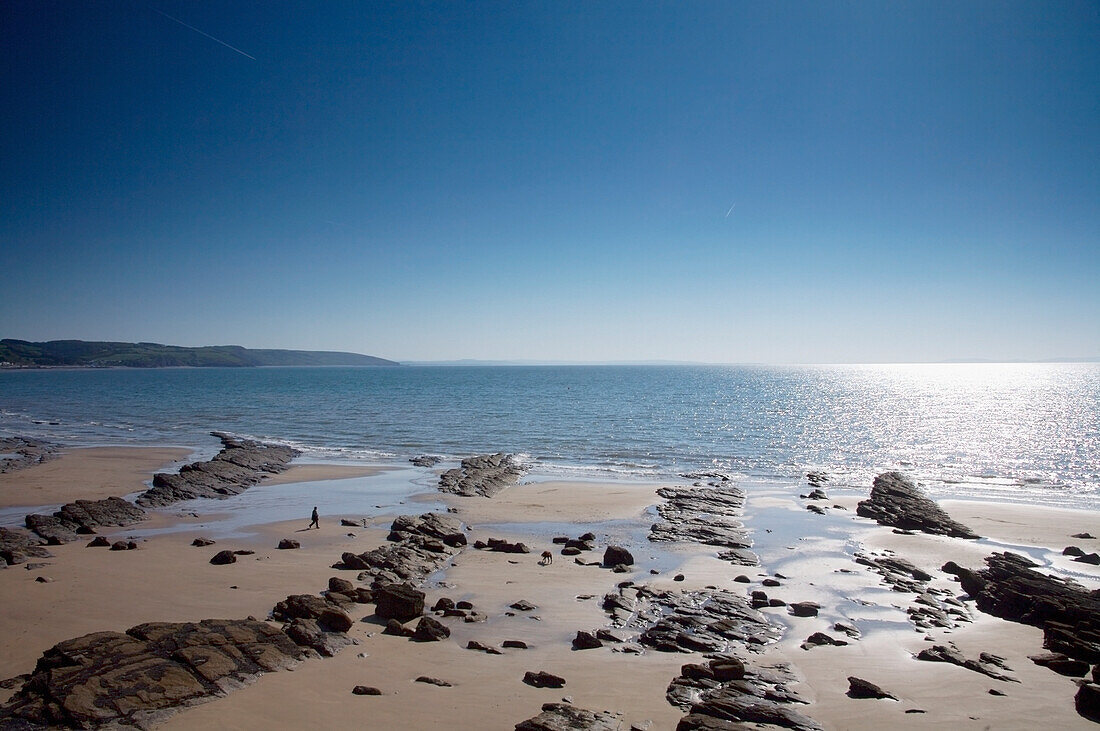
[
  {"left": 0, "top": 619, "right": 309, "bottom": 729},
  {"left": 0, "top": 526, "right": 52, "bottom": 566},
  {"left": 0, "top": 437, "right": 57, "bottom": 474},
  {"left": 25, "top": 496, "right": 146, "bottom": 544},
  {"left": 856, "top": 472, "right": 979, "bottom": 539},
  {"left": 137, "top": 432, "right": 300, "bottom": 507},
  {"left": 438, "top": 453, "right": 525, "bottom": 497}
]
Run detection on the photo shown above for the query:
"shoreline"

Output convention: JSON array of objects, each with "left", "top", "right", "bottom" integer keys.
[{"left": 1, "top": 445, "right": 1097, "bottom": 729}]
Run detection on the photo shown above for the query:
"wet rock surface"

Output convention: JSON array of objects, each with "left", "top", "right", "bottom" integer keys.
[
  {"left": 24, "top": 497, "right": 146, "bottom": 544},
  {"left": 854, "top": 550, "right": 972, "bottom": 631},
  {"left": 514, "top": 702, "right": 622, "bottom": 731},
  {"left": 856, "top": 472, "right": 979, "bottom": 539},
  {"left": 0, "top": 437, "right": 57, "bottom": 474},
  {"left": 136, "top": 432, "right": 300, "bottom": 507},
  {"left": 915, "top": 644, "right": 1018, "bottom": 682},
  {"left": 437, "top": 453, "right": 526, "bottom": 497},
  {"left": 650, "top": 483, "right": 757, "bottom": 566},
  {"left": 0, "top": 619, "right": 309, "bottom": 729},
  {"left": 338, "top": 512, "right": 466, "bottom": 588}
]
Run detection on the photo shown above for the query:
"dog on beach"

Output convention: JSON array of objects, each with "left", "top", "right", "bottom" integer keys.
[{"left": 540, "top": 550, "right": 553, "bottom": 565}]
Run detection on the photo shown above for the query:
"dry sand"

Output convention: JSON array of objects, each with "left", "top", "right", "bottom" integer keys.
[{"left": 2, "top": 449, "right": 1098, "bottom": 729}]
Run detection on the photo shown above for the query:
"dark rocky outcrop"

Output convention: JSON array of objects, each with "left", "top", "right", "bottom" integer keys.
[
  {"left": 522, "top": 671, "right": 566, "bottom": 688},
  {"left": 209, "top": 549, "right": 237, "bottom": 565},
  {"left": 374, "top": 584, "right": 425, "bottom": 622},
  {"left": 0, "top": 526, "right": 52, "bottom": 566},
  {"left": 856, "top": 472, "right": 979, "bottom": 538},
  {"left": 25, "top": 497, "right": 146, "bottom": 544},
  {"left": 438, "top": 453, "right": 526, "bottom": 497},
  {"left": 915, "top": 644, "right": 1018, "bottom": 682},
  {"left": 339, "top": 513, "right": 466, "bottom": 589},
  {"left": 650, "top": 483, "right": 757, "bottom": 566},
  {"left": 0, "top": 619, "right": 308, "bottom": 729},
  {"left": 137, "top": 432, "right": 300, "bottom": 507},
  {"left": 410, "top": 455, "right": 442, "bottom": 467},
  {"left": 855, "top": 550, "right": 971, "bottom": 631},
  {"left": 846, "top": 676, "right": 897, "bottom": 700},
  {"left": 602, "top": 545, "right": 634, "bottom": 567},
  {"left": 1077, "top": 684, "right": 1100, "bottom": 723},
  {"left": 270, "top": 594, "right": 355, "bottom": 657},
  {"left": 514, "top": 702, "right": 621, "bottom": 731},
  {"left": 277, "top": 538, "right": 300, "bottom": 550},
  {"left": 412, "top": 616, "right": 451, "bottom": 642}
]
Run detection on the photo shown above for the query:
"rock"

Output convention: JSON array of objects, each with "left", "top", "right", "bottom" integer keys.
[
  {"left": 352, "top": 685, "right": 382, "bottom": 695},
  {"left": 374, "top": 583, "right": 425, "bottom": 622},
  {"left": 25, "top": 496, "right": 146, "bottom": 544},
  {"left": 943, "top": 552, "right": 1100, "bottom": 665},
  {"left": 856, "top": 472, "right": 979, "bottom": 538},
  {"left": 847, "top": 676, "right": 897, "bottom": 700},
  {"left": 503, "top": 640, "right": 528, "bottom": 649},
  {"left": 317, "top": 607, "right": 353, "bottom": 633},
  {"left": 109, "top": 540, "right": 137, "bottom": 551},
  {"left": 272, "top": 594, "right": 331, "bottom": 621},
  {"left": 801, "top": 632, "right": 847, "bottom": 649},
  {"left": 650, "top": 485, "right": 757, "bottom": 566},
  {"left": 603, "top": 545, "right": 634, "bottom": 567},
  {"left": 0, "top": 619, "right": 307, "bottom": 729},
  {"left": 192, "top": 537, "right": 215, "bottom": 546},
  {"left": 277, "top": 538, "right": 300, "bottom": 550},
  {"left": 788, "top": 602, "right": 820, "bottom": 618},
  {"left": 674, "top": 574, "right": 685, "bottom": 582},
  {"left": 329, "top": 577, "right": 355, "bottom": 594},
  {"left": 733, "top": 575, "right": 751, "bottom": 583},
  {"left": 86, "top": 536, "right": 110, "bottom": 547},
  {"left": 1074, "top": 553, "right": 1100, "bottom": 565},
  {"left": 806, "top": 470, "right": 828, "bottom": 487},
  {"left": 34, "top": 576, "right": 52, "bottom": 583},
  {"left": 466, "top": 640, "right": 503, "bottom": 655},
  {"left": 1071, "top": 532, "right": 1096, "bottom": 539},
  {"left": 412, "top": 616, "right": 451, "bottom": 642},
  {"left": 341, "top": 513, "right": 466, "bottom": 587},
  {"left": 340, "top": 518, "right": 361, "bottom": 527},
  {"left": 1029, "top": 652, "right": 1090, "bottom": 677},
  {"left": 572, "top": 631, "right": 603, "bottom": 650},
  {"left": 415, "top": 676, "right": 452, "bottom": 687},
  {"left": 0, "top": 526, "right": 52, "bottom": 566},
  {"left": 138, "top": 432, "right": 300, "bottom": 507},
  {"left": 561, "top": 547, "right": 582, "bottom": 556},
  {"left": 0, "top": 437, "right": 57, "bottom": 474},
  {"left": 514, "top": 702, "right": 622, "bottom": 731},
  {"left": 285, "top": 617, "right": 354, "bottom": 657},
  {"left": 916, "top": 645, "right": 1018, "bottom": 682},
  {"left": 437, "top": 453, "right": 526, "bottom": 497},
  {"left": 510, "top": 599, "right": 538, "bottom": 611},
  {"left": 523, "top": 671, "right": 566, "bottom": 688},
  {"left": 210, "top": 550, "right": 237, "bottom": 565},
  {"left": 1077, "top": 684, "right": 1100, "bottom": 723},
  {"left": 1063, "top": 546, "right": 1086, "bottom": 557},
  {"left": 410, "top": 455, "right": 442, "bottom": 467},
  {"left": 383, "top": 619, "right": 413, "bottom": 637}
]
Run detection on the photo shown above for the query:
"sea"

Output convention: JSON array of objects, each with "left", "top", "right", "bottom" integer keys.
[{"left": 1, "top": 363, "right": 1098, "bottom": 509}]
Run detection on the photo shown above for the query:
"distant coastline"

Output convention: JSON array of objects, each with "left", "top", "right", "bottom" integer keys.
[{"left": 0, "top": 339, "right": 399, "bottom": 369}]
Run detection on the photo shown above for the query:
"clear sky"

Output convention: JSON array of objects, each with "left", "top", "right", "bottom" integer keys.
[{"left": 2, "top": 2, "right": 1097, "bottom": 363}]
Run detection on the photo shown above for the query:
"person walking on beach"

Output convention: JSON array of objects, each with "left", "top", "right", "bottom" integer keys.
[{"left": 308, "top": 506, "right": 319, "bottom": 530}]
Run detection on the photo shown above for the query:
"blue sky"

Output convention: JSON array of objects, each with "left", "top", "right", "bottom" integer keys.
[{"left": 2, "top": 1, "right": 1097, "bottom": 363}]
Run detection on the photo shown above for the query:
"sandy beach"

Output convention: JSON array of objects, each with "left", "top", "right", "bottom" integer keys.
[{"left": 1, "top": 447, "right": 1098, "bottom": 729}]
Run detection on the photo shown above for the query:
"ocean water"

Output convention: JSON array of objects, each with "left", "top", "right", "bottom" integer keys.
[{"left": 1, "top": 363, "right": 1097, "bottom": 507}]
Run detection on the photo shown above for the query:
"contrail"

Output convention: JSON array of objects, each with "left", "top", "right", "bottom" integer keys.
[
  {"left": 154, "top": 9, "right": 256, "bottom": 60},
  {"left": 725, "top": 202, "right": 736, "bottom": 218}
]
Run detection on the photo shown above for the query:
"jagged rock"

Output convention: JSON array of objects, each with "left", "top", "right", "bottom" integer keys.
[
  {"left": 210, "top": 550, "right": 237, "bottom": 565},
  {"left": 412, "top": 616, "right": 451, "bottom": 642},
  {"left": 192, "top": 537, "right": 215, "bottom": 546},
  {"left": 603, "top": 545, "right": 634, "bottom": 567},
  {"left": 1071, "top": 532, "right": 1097, "bottom": 539},
  {"left": 0, "top": 619, "right": 307, "bottom": 729},
  {"left": 487, "top": 539, "right": 530, "bottom": 554},
  {"left": 943, "top": 552, "right": 1100, "bottom": 664},
  {"left": 1029, "top": 652, "right": 1090, "bottom": 677},
  {"left": 437, "top": 453, "right": 525, "bottom": 497},
  {"left": 340, "top": 513, "right": 466, "bottom": 588},
  {"left": 915, "top": 645, "right": 1018, "bottom": 682},
  {"left": 1077, "top": 684, "right": 1100, "bottom": 723},
  {"left": 523, "top": 671, "right": 566, "bottom": 688},
  {"left": 514, "top": 702, "right": 621, "bottom": 731},
  {"left": 0, "top": 437, "right": 57, "bottom": 473},
  {"left": 383, "top": 619, "right": 413, "bottom": 637},
  {"left": 352, "top": 685, "right": 383, "bottom": 695},
  {"left": 277, "top": 538, "right": 300, "bottom": 549},
  {"left": 650, "top": 486, "right": 756, "bottom": 566},
  {"left": 682, "top": 695, "right": 821, "bottom": 730},
  {"left": 1063, "top": 546, "right": 1086, "bottom": 557},
  {"left": 572, "top": 631, "right": 603, "bottom": 650},
  {"left": 86, "top": 536, "right": 111, "bottom": 547},
  {"left": 137, "top": 432, "right": 300, "bottom": 507},
  {"left": 847, "top": 676, "right": 897, "bottom": 700},
  {"left": 510, "top": 599, "right": 537, "bottom": 611},
  {"left": 806, "top": 471, "right": 828, "bottom": 487},
  {"left": 856, "top": 472, "right": 979, "bottom": 538},
  {"left": 630, "top": 587, "right": 782, "bottom": 654},
  {"left": 25, "top": 497, "right": 146, "bottom": 544},
  {"left": 1075, "top": 553, "right": 1100, "bottom": 565},
  {"left": 410, "top": 455, "right": 442, "bottom": 467},
  {"left": 374, "top": 583, "right": 425, "bottom": 621},
  {"left": 285, "top": 617, "right": 353, "bottom": 656},
  {"left": 0, "top": 526, "right": 52, "bottom": 566}
]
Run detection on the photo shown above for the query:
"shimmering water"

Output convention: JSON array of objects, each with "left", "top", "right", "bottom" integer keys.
[{"left": 1, "top": 363, "right": 1097, "bottom": 506}]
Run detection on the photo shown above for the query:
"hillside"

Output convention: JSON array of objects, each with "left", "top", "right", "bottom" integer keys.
[{"left": 0, "top": 340, "right": 399, "bottom": 368}]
